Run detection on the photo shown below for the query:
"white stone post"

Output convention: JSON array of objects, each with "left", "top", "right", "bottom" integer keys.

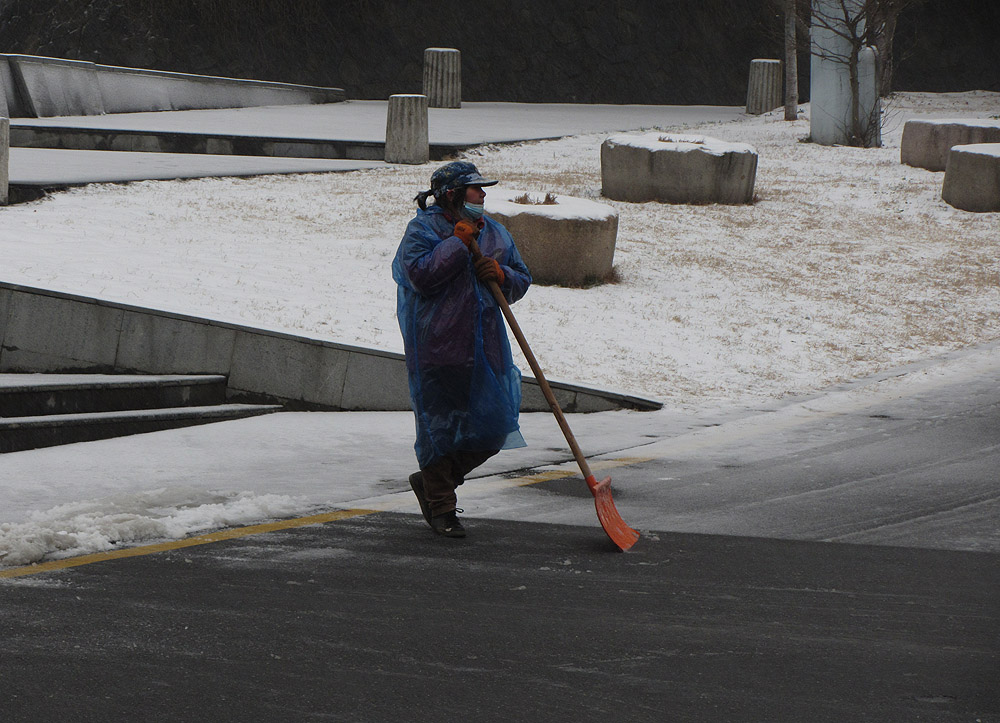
[
  {"left": 385, "top": 94, "right": 429, "bottom": 165},
  {"left": 810, "top": 0, "right": 881, "bottom": 146},
  {"left": 423, "top": 48, "right": 461, "bottom": 109},
  {"left": 1, "top": 117, "right": 9, "bottom": 206},
  {"left": 857, "top": 45, "right": 881, "bottom": 147},
  {"left": 746, "top": 59, "right": 783, "bottom": 115}
]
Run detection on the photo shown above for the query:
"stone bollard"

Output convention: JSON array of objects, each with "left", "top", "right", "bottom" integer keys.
[
  {"left": 423, "top": 48, "right": 461, "bottom": 108},
  {"left": 746, "top": 59, "right": 783, "bottom": 115},
  {"left": 1, "top": 117, "right": 8, "bottom": 206},
  {"left": 385, "top": 94, "right": 429, "bottom": 165}
]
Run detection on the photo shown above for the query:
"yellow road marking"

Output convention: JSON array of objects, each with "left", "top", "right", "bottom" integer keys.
[
  {"left": 518, "top": 469, "right": 576, "bottom": 485},
  {"left": 517, "top": 456, "right": 656, "bottom": 486},
  {"left": 0, "top": 508, "right": 377, "bottom": 580},
  {"left": 1, "top": 456, "right": 659, "bottom": 579}
]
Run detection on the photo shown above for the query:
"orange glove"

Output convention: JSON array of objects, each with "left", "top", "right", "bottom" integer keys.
[
  {"left": 453, "top": 220, "right": 480, "bottom": 247},
  {"left": 474, "top": 257, "right": 505, "bottom": 285}
]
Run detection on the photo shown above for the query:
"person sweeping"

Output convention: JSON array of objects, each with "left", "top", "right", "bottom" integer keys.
[{"left": 392, "top": 161, "right": 532, "bottom": 538}]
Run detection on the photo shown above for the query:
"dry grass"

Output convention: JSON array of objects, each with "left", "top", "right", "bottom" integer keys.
[
  {"left": 511, "top": 192, "right": 559, "bottom": 205},
  {"left": 3, "top": 92, "right": 997, "bottom": 408}
]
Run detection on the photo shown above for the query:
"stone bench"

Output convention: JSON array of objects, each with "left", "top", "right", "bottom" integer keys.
[
  {"left": 601, "top": 133, "right": 757, "bottom": 205},
  {"left": 941, "top": 143, "right": 1000, "bottom": 212},
  {"left": 900, "top": 119, "right": 1000, "bottom": 172},
  {"left": 485, "top": 190, "right": 618, "bottom": 286}
]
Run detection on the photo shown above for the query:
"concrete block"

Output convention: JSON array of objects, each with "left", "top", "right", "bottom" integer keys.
[
  {"left": 129, "top": 134, "right": 171, "bottom": 153},
  {"left": 339, "top": 351, "right": 411, "bottom": 411},
  {"left": 423, "top": 48, "right": 461, "bottom": 109},
  {"left": 901, "top": 119, "right": 1000, "bottom": 172},
  {"left": 746, "top": 59, "right": 782, "bottom": 115},
  {"left": 116, "top": 312, "right": 238, "bottom": 374},
  {"left": 0, "top": 291, "right": 122, "bottom": 371},
  {"left": 205, "top": 137, "right": 236, "bottom": 155},
  {"left": 0, "top": 117, "right": 8, "bottom": 206},
  {"left": 486, "top": 190, "right": 618, "bottom": 286},
  {"left": 8, "top": 55, "right": 105, "bottom": 118},
  {"left": 385, "top": 94, "right": 429, "bottom": 165},
  {"left": 346, "top": 143, "right": 385, "bottom": 161},
  {"left": 228, "top": 331, "right": 350, "bottom": 408},
  {"left": 941, "top": 143, "right": 1000, "bottom": 213},
  {"left": 268, "top": 140, "right": 317, "bottom": 158},
  {"left": 64, "top": 129, "right": 103, "bottom": 151},
  {"left": 602, "top": 132, "right": 757, "bottom": 205},
  {"left": 105, "top": 134, "right": 134, "bottom": 152}
]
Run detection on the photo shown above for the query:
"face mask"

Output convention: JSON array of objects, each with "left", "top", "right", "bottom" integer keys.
[{"left": 463, "top": 202, "right": 485, "bottom": 219}]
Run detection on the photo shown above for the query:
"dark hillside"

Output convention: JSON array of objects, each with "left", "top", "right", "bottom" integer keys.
[
  {"left": 893, "top": 0, "right": 1000, "bottom": 93},
  {"left": 0, "top": 0, "right": 995, "bottom": 103}
]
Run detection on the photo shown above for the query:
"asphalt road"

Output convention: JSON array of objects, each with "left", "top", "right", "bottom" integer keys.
[
  {"left": 3, "top": 350, "right": 999, "bottom": 722},
  {"left": 2, "top": 514, "right": 997, "bottom": 723}
]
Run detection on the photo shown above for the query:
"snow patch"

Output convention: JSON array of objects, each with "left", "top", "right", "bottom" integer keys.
[
  {"left": 487, "top": 188, "right": 617, "bottom": 221},
  {"left": 606, "top": 131, "right": 755, "bottom": 156},
  {"left": 911, "top": 118, "right": 1000, "bottom": 129},
  {"left": 0, "top": 486, "right": 307, "bottom": 566},
  {"left": 953, "top": 143, "right": 1000, "bottom": 158}
]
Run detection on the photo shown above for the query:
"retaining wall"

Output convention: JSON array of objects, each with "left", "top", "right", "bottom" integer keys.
[
  {"left": 0, "top": 282, "right": 660, "bottom": 413},
  {"left": 0, "top": 53, "right": 345, "bottom": 118}
]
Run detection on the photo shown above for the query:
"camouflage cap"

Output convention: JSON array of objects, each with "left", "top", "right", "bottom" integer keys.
[{"left": 429, "top": 161, "right": 499, "bottom": 195}]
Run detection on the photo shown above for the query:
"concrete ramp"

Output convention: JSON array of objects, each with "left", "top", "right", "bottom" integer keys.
[
  {"left": 1, "top": 53, "right": 345, "bottom": 119},
  {"left": 0, "top": 281, "right": 662, "bottom": 414},
  {"left": 6, "top": 55, "right": 105, "bottom": 117}
]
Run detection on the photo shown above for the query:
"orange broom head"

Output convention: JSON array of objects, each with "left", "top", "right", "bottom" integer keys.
[{"left": 586, "top": 475, "right": 640, "bottom": 552}]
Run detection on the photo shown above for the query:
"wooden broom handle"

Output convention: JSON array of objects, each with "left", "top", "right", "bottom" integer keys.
[{"left": 468, "top": 238, "right": 596, "bottom": 482}]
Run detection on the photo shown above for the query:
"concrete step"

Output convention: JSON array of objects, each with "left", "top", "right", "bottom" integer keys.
[
  {"left": 0, "top": 403, "right": 283, "bottom": 453},
  {"left": 0, "top": 374, "right": 229, "bottom": 417},
  {"left": 9, "top": 125, "right": 463, "bottom": 163}
]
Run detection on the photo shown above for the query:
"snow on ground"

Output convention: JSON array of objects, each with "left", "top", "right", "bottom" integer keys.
[
  {"left": 2, "top": 92, "right": 997, "bottom": 409},
  {"left": 1, "top": 91, "right": 999, "bottom": 567}
]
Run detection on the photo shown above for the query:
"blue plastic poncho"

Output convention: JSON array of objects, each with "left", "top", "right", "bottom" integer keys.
[{"left": 392, "top": 206, "right": 532, "bottom": 468}]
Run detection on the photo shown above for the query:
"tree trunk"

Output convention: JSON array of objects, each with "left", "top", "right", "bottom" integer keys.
[
  {"left": 848, "top": 41, "right": 864, "bottom": 145},
  {"left": 870, "top": 1, "right": 901, "bottom": 95},
  {"left": 783, "top": 0, "right": 799, "bottom": 120}
]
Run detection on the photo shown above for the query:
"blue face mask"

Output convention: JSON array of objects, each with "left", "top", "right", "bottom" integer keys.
[{"left": 463, "top": 202, "right": 485, "bottom": 219}]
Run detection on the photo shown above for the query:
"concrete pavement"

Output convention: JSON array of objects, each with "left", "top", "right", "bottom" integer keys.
[
  {"left": 14, "top": 100, "right": 746, "bottom": 145},
  {"left": 8, "top": 101, "right": 745, "bottom": 185},
  {"left": 8, "top": 147, "right": 384, "bottom": 185}
]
